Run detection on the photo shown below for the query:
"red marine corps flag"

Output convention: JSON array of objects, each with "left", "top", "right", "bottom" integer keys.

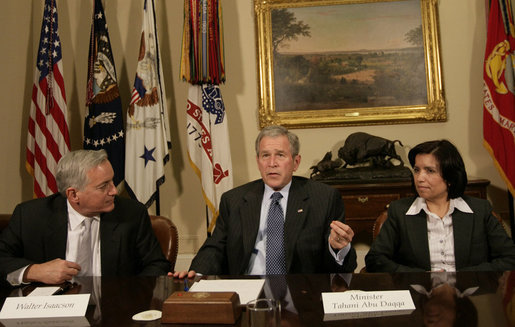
[
  {"left": 483, "top": 0, "right": 515, "bottom": 197},
  {"left": 26, "top": 0, "right": 70, "bottom": 197}
]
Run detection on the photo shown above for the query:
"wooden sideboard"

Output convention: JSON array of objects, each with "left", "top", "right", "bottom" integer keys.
[{"left": 318, "top": 178, "right": 490, "bottom": 243}]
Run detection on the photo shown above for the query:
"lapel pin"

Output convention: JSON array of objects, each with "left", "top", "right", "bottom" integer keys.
[{"left": 297, "top": 209, "right": 303, "bottom": 213}]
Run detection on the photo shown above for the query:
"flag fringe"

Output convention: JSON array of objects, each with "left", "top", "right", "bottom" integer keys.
[
  {"left": 187, "top": 150, "right": 220, "bottom": 233},
  {"left": 90, "top": 86, "right": 121, "bottom": 104},
  {"left": 483, "top": 140, "right": 515, "bottom": 197}
]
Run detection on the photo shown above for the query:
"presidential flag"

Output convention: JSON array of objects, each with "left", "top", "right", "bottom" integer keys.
[
  {"left": 483, "top": 0, "right": 515, "bottom": 196},
  {"left": 125, "top": 0, "right": 171, "bottom": 207},
  {"left": 84, "top": 0, "right": 125, "bottom": 186},
  {"left": 26, "top": 0, "right": 70, "bottom": 198},
  {"left": 187, "top": 84, "right": 232, "bottom": 233}
]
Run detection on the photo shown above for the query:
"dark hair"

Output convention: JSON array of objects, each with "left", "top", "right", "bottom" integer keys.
[{"left": 408, "top": 140, "right": 467, "bottom": 199}]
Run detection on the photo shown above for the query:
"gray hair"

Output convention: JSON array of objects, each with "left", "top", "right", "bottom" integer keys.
[
  {"left": 255, "top": 125, "right": 300, "bottom": 157},
  {"left": 56, "top": 149, "right": 109, "bottom": 195}
]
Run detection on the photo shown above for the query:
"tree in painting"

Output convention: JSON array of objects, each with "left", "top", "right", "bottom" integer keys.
[
  {"left": 271, "top": 8, "right": 311, "bottom": 55},
  {"left": 405, "top": 25, "right": 423, "bottom": 47}
]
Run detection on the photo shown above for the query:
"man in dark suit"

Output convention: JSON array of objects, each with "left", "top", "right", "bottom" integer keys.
[
  {"left": 0, "top": 149, "right": 170, "bottom": 285},
  {"left": 174, "top": 125, "right": 356, "bottom": 277}
]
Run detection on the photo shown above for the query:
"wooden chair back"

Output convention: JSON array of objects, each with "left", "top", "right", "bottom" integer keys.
[{"left": 150, "top": 215, "right": 179, "bottom": 271}]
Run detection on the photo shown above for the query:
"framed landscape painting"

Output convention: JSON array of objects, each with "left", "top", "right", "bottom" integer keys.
[{"left": 255, "top": 0, "right": 446, "bottom": 128}]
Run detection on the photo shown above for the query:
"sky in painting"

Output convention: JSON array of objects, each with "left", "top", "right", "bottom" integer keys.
[{"left": 276, "top": 0, "right": 422, "bottom": 53}]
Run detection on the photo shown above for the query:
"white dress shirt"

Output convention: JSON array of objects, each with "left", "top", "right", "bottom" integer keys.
[
  {"left": 6, "top": 200, "right": 102, "bottom": 285},
  {"left": 406, "top": 197, "right": 473, "bottom": 272},
  {"left": 66, "top": 201, "right": 101, "bottom": 276}
]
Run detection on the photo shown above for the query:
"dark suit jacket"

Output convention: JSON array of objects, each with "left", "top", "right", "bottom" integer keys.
[
  {"left": 0, "top": 194, "right": 170, "bottom": 281},
  {"left": 365, "top": 195, "right": 515, "bottom": 272},
  {"left": 190, "top": 177, "right": 357, "bottom": 274}
]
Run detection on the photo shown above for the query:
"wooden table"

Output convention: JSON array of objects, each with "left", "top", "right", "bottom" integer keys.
[{"left": 0, "top": 271, "right": 510, "bottom": 326}]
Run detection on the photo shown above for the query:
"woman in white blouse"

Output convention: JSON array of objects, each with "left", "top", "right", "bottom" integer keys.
[{"left": 365, "top": 140, "right": 515, "bottom": 272}]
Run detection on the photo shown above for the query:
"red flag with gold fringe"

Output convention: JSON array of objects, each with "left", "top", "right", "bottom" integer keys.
[{"left": 483, "top": 0, "right": 515, "bottom": 196}]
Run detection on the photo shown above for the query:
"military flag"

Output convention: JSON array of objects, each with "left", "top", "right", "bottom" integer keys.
[
  {"left": 180, "top": 0, "right": 225, "bottom": 84},
  {"left": 125, "top": 0, "right": 171, "bottom": 208},
  {"left": 26, "top": 0, "right": 70, "bottom": 198},
  {"left": 483, "top": 0, "right": 515, "bottom": 196},
  {"left": 84, "top": 0, "right": 125, "bottom": 186},
  {"left": 186, "top": 84, "right": 232, "bottom": 233},
  {"left": 182, "top": 0, "right": 231, "bottom": 232}
]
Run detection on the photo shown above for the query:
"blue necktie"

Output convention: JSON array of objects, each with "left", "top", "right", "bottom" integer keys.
[{"left": 266, "top": 192, "right": 286, "bottom": 274}]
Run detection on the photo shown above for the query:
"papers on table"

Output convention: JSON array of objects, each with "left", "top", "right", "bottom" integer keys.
[
  {"left": 27, "top": 286, "right": 61, "bottom": 297},
  {"left": 189, "top": 279, "right": 265, "bottom": 305}
]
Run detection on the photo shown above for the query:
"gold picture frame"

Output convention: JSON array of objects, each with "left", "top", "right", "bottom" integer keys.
[{"left": 255, "top": 0, "right": 446, "bottom": 128}]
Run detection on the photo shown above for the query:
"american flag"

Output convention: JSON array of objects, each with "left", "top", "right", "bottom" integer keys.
[{"left": 26, "top": 0, "right": 70, "bottom": 198}]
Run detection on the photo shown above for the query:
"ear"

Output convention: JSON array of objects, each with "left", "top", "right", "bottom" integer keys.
[
  {"left": 293, "top": 154, "right": 301, "bottom": 171},
  {"left": 65, "top": 187, "right": 79, "bottom": 204}
]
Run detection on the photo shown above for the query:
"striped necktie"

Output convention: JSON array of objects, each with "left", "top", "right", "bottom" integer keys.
[{"left": 266, "top": 192, "right": 286, "bottom": 274}]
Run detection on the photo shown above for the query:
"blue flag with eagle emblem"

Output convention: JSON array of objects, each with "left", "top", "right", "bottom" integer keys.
[
  {"left": 125, "top": 0, "right": 171, "bottom": 207},
  {"left": 84, "top": 0, "right": 125, "bottom": 186}
]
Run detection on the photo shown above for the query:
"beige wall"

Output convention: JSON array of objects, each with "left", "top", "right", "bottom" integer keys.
[{"left": 0, "top": 0, "right": 510, "bottom": 254}]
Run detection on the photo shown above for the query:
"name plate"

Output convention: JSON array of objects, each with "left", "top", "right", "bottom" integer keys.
[
  {"left": 322, "top": 290, "right": 415, "bottom": 320},
  {"left": 0, "top": 294, "right": 90, "bottom": 319}
]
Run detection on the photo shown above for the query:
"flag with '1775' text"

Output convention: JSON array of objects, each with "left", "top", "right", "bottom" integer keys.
[{"left": 187, "top": 84, "right": 233, "bottom": 232}]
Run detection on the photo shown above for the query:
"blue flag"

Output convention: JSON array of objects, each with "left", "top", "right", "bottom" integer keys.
[{"left": 84, "top": 0, "right": 125, "bottom": 186}]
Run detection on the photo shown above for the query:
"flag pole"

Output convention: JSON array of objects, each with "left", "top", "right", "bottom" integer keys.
[
  {"left": 156, "top": 188, "right": 161, "bottom": 216},
  {"left": 205, "top": 206, "right": 211, "bottom": 237}
]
